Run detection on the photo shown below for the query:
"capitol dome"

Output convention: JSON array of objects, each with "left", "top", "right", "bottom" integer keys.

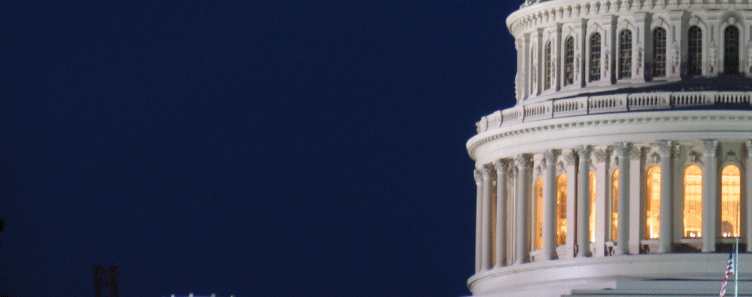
[{"left": 467, "top": 0, "right": 752, "bottom": 296}]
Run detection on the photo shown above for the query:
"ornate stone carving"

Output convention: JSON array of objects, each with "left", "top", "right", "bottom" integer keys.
[
  {"left": 514, "top": 154, "right": 529, "bottom": 169},
  {"left": 688, "top": 151, "right": 701, "bottom": 164},
  {"left": 746, "top": 42, "right": 752, "bottom": 73},
  {"left": 629, "top": 146, "right": 642, "bottom": 160},
  {"left": 593, "top": 147, "right": 609, "bottom": 162},
  {"left": 702, "top": 139, "right": 718, "bottom": 156},
  {"left": 746, "top": 140, "right": 752, "bottom": 158},
  {"left": 671, "top": 42, "right": 681, "bottom": 74},
  {"left": 575, "top": 145, "right": 591, "bottom": 159},
  {"left": 604, "top": 49, "right": 611, "bottom": 73},
  {"left": 494, "top": 159, "right": 509, "bottom": 174},
  {"left": 481, "top": 165, "right": 494, "bottom": 179},
  {"left": 709, "top": 43, "right": 718, "bottom": 73},
  {"left": 657, "top": 140, "right": 673, "bottom": 156},
  {"left": 562, "top": 150, "right": 576, "bottom": 167},
  {"left": 614, "top": 142, "right": 631, "bottom": 156},
  {"left": 474, "top": 169, "right": 483, "bottom": 186},
  {"left": 543, "top": 149, "right": 557, "bottom": 164},
  {"left": 636, "top": 47, "right": 643, "bottom": 74}
]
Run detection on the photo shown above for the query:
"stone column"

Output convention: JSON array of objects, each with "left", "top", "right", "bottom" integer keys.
[
  {"left": 514, "top": 155, "right": 530, "bottom": 264},
  {"left": 746, "top": 141, "right": 752, "bottom": 252},
  {"left": 564, "top": 150, "right": 578, "bottom": 258},
  {"left": 577, "top": 146, "right": 592, "bottom": 257},
  {"left": 702, "top": 140, "right": 718, "bottom": 252},
  {"left": 474, "top": 169, "right": 483, "bottom": 273},
  {"left": 542, "top": 150, "right": 557, "bottom": 260},
  {"left": 628, "top": 146, "right": 644, "bottom": 254},
  {"left": 614, "top": 143, "right": 631, "bottom": 255},
  {"left": 481, "top": 166, "right": 493, "bottom": 270},
  {"left": 494, "top": 160, "right": 509, "bottom": 267},
  {"left": 658, "top": 140, "right": 674, "bottom": 253},
  {"left": 593, "top": 147, "right": 610, "bottom": 257}
]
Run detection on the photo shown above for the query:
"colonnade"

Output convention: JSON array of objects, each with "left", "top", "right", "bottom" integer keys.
[{"left": 473, "top": 140, "right": 752, "bottom": 274}]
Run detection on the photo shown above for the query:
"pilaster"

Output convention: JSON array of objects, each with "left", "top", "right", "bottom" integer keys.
[
  {"left": 628, "top": 146, "right": 644, "bottom": 255},
  {"left": 601, "top": 15, "right": 617, "bottom": 85},
  {"left": 667, "top": 10, "right": 684, "bottom": 81},
  {"left": 474, "top": 169, "right": 483, "bottom": 272},
  {"left": 481, "top": 166, "right": 494, "bottom": 270}
]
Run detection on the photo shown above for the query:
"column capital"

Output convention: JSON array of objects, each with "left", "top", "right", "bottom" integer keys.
[
  {"left": 657, "top": 140, "right": 673, "bottom": 156},
  {"left": 514, "top": 154, "right": 530, "bottom": 169},
  {"left": 593, "top": 147, "right": 610, "bottom": 163},
  {"left": 746, "top": 140, "right": 752, "bottom": 158},
  {"left": 575, "top": 145, "right": 592, "bottom": 159},
  {"left": 702, "top": 139, "right": 719, "bottom": 156},
  {"left": 562, "top": 150, "right": 576, "bottom": 167},
  {"left": 481, "top": 165, "right": 494, "bottom": 180},
  {"left": 474, "top": 169, "right": 483, "bottom": 186},
  {"left": 629, "top": 146, "right": 643, "bottom": 160},
  {"left": 614, "top": 142, "right": 632, "bottom": 156},
  {"left": 494, "top": 159, "right": 509, "bottom": 173},
  {"left": 543, "top": 149, "right": 558, "bottom": 165}
]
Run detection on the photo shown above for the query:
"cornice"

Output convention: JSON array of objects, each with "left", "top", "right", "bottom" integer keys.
[
  {"left": 507, "top": 0, "right": 752, "bottom": 37},
  {"left": 466, "top": 109, "right": 752, "bottom": 160}
]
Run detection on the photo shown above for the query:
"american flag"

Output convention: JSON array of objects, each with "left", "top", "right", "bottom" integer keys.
[{"left": 720, "top": 247, "right": 735, "bottom": 297}]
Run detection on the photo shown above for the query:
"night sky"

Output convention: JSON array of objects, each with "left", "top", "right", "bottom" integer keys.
[{"left": 1, "top": 1, "right": 518, "bottom": 296}]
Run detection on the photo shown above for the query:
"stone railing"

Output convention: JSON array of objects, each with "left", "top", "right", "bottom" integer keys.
[{"left": 476, "top": 91, "right": 752, "bottom": 133}]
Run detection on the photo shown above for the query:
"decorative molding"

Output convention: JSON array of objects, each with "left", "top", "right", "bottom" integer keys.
[
  {"left": 657, "top": 140, "right": 673, "bottom": 156},
  {"left": 593, "top": 147, "right": 609, "bottom": 162},
  {"left": 514, "top": 154, "right": 529, "bottom": 169},
  {"left": 702, "top": 139, "right": 719, "bottom": 156}
]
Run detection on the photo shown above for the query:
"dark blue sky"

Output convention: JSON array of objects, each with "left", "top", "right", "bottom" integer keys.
[{"left": 1, "top": 1, "right": 518, "bottom": 296}]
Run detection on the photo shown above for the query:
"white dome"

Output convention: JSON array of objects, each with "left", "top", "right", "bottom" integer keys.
[{"left": 468, "top": 1, "right": 752, "bottom": 296}]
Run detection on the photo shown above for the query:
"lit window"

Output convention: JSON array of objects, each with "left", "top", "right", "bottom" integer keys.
[
  {"left": 611, "top": 169, "right": 619, "bottom": 241},
  {"left": 589, "top": 171, "right": 596, "bottom": 243},
  {"left": 589, "top": 33, "right": 601, "bottom": 82},
  {"left": 646, "top": 166, "right": 661, "bottom": 239},
  {"left": 652, "top": 27, "right": 666, "bottom": 77},
  {"left": 688, "top": 26, "right": 702, "bottom": 76},
  {"left": 545, "top": 41, "right": 552, "bottom": 90},
  {"left": 721, "top": 165, "right": 741, "bottom": 238},
  {"left": 683, "top": 165, "right": 702, "bottom": 238},
  {"left": 557, "top": 175, "right": 567, "bottom": 246},
  {"left": 724, "top": 26, "right": 739, "bottom": 74},
  {"left": 534, "top": 178, "right": 543, "bottom": 250},
  {"left": 564, "top": 36, "right": 574, "bottom": 86},
  {"left": 619, "top": 29, "right": 632, "bottom": 79}
]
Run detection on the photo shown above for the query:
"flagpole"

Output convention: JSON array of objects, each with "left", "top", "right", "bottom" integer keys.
[{"left": 735, "top": 237, "right": 739, "bottom": 297}]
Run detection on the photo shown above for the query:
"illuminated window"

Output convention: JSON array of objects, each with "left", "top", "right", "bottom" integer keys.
[
  {"left": 534, "top": 178, "right": 543, "bottom": 250},
  {"left": 652, "top": 27, "right": 666, "bottom": 77},
  {"left": 564, "top": 36, "right": 574, "bottom": 86},
  {"left": 611, "top": 169, "right": 619, "bottom": 241},
  {"left": 645, "top": 166, "right": 661, "bottom": 239},
  {"left": 557, "top": 175, "right": 567, "bottom": 246},
  {"left": 724, "top": 26, "right": 739, "bottom": 74},
  {"left": 589, "top": 171, "right": 596, "bottom": 243},
  {"left": 721, "top": 165, "right": 741, "bottom": 238},
  {"left": 589, "top": 33, "right": 601, "bottom": 82},
  {"left": 683, "top": 165, "right": 702, "bottom": 238},
  {"left": 490, "top": 172, "right": 497, "bottom": 266},
  {"left": 688, "top": 26, "right": 702, "bottom": 76},
  {"left": 619, "top": 30, "right": 632, "bottom": 79},
  {"left": 545, "top": 41, "right": 552, "bottom": 90}
]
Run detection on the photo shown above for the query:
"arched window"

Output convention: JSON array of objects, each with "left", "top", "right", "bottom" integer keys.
[
  {"left": 556, "top": 175, "right": 567, "bottom": 246},
  {"left": 589, "top": 33, "right": 601, "bottom": 82},
  {"left": 683, "top": 165, "right": 702, "bottom": 238},
  {"left": 589, "top": 171, "right": 596, "bottom": 243},
  {"left": 646, "top": 166, "right": 661, "bottom": 239},
  {"left": 534, "top": 178, "right": 544, "bottom": 250},
  {"left": 652, "top": 27, "right": 667, "bottom": 77},
  {"left": 688, "top": 26, "right": 703, "bottom": 76},
  {"left": 721, "top": 165, "right": 741, "bottom": 238},
  {"left": 564, "top": 36, "right": 575, "bottom": 86},
  {"left": 545, "top": 41, "right": 552, "bottom": 90},
  {"left": 619, "top": 29, "right": 632, "bottom": 79},
  {"left": 724, "top": 26, "right": 740, "bottom": 74},
  {"left": 611, "top": 169, "right": 619, "bottom": 241}
]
